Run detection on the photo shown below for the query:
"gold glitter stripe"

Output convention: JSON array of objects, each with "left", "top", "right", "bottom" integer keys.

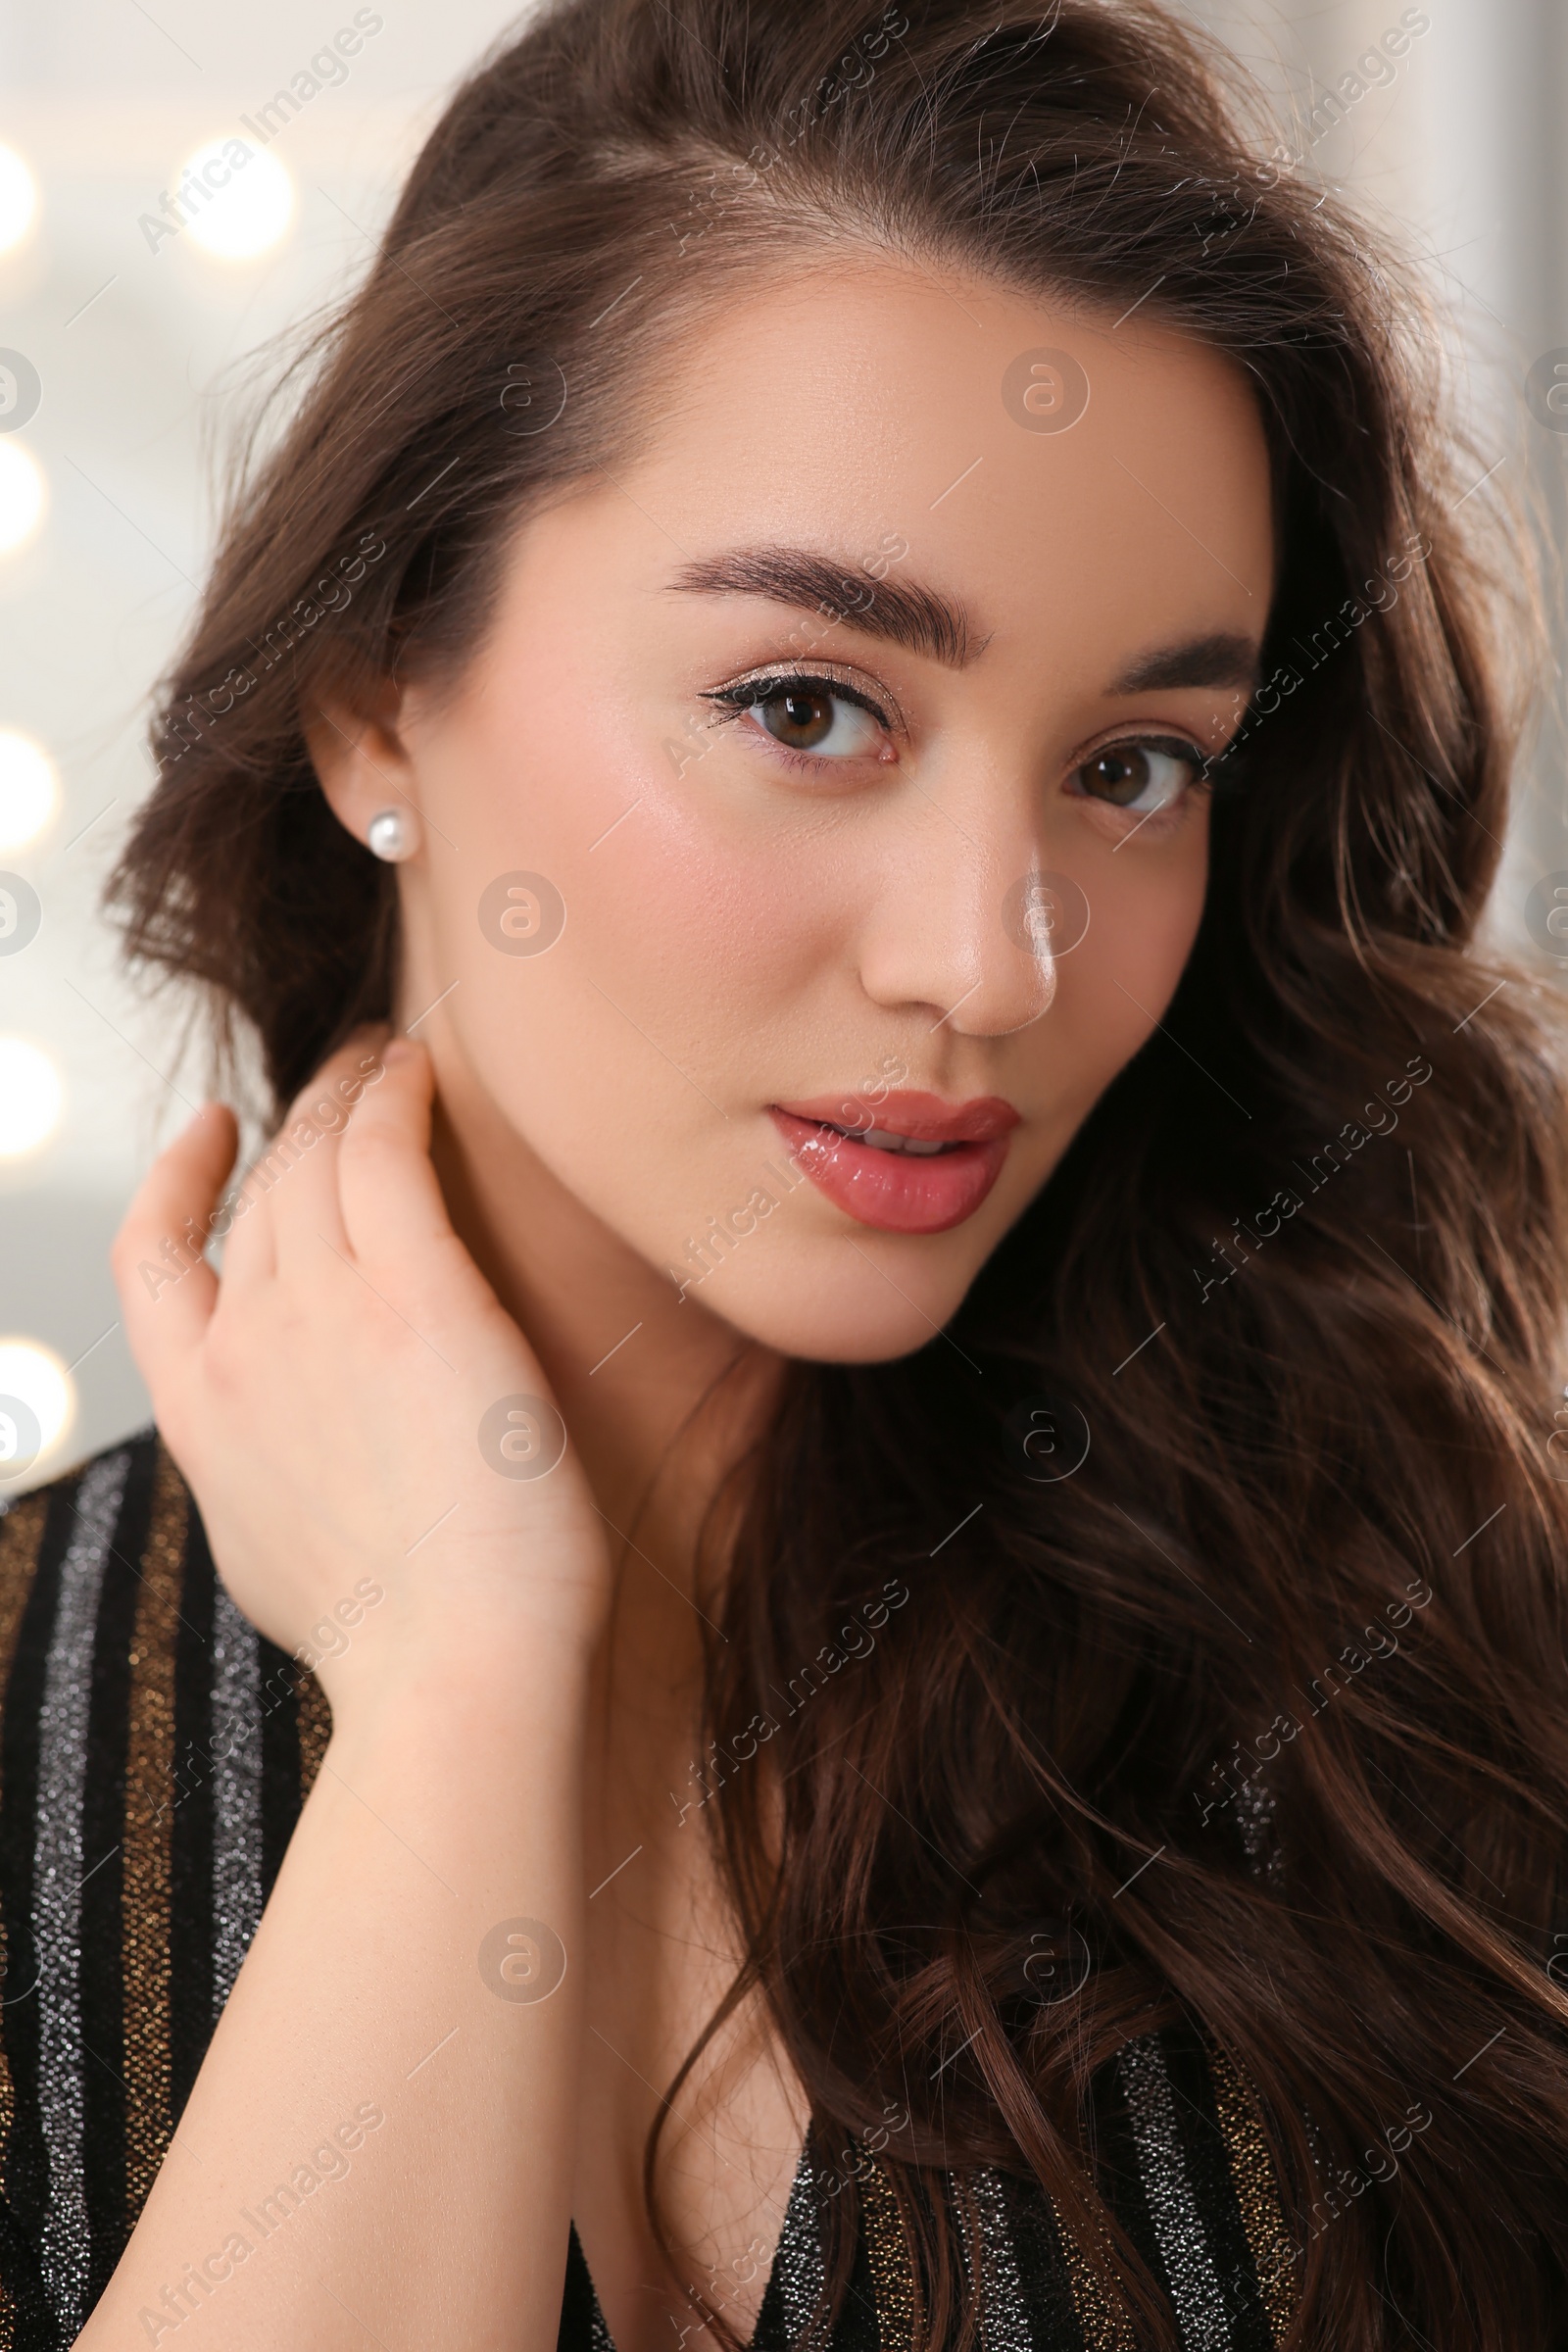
[
  {"left": 858, "top": 2154, "right": 917, "bottom": 2352},
  {"left": 297, "top": 1667, "right": 331, "bottom": 1798},
  {"left": 1052, "top": 2189, "right": 1138, "bottom": 2352},
  {"left": 1208, "top": 2044, "right": 1298, "bottom": 2343},
  {"left": 122, "top": 1447, "right": 186, "bottom": 2218},
  {"left": 0, "top": 1488, "right": 51, "bottom": 2314}
]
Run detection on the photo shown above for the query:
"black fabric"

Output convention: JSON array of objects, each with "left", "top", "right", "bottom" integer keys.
[
  {"left": 558, "top": 2224, "right": 604, "bottom": 2350},
  {"left": 169, "top": 1496, "right": 216, "bottom": 2115},
  {"left": 1002, "top": 2164, "right": 1090, "bottom": 2352},
  {"left": 79, "top": 1439, "right": 152, "bottom": 2306},
  {"left": 1162, "top": 2026, "right": 1275, "bottom": 2352},
  {"left": 0, "top": 1473, "right": 74, "bottom": 2351},
  {"left": 0, "top": 1441, "right": 1298, "bottom": 2351}
]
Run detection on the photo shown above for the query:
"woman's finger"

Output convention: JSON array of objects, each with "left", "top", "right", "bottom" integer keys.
[
  {"left": 334, "top": 1038, "right": 461, "bottom": 1271},
  {"left": 112, "top": 1103, "right": 238, "bottom": 1387},
  {"left": 262, "top": 1031, "right": 390, "bottom": 1272},
  {"left": 211, "top": 1145, "right": 278, "bottom": 1292}
]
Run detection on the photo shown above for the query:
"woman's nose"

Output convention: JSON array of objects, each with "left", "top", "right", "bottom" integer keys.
[{"left": 854, "top": 788, "right": 1082, "bottom": 1038}]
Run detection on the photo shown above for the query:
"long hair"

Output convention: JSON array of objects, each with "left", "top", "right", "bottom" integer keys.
[{"left": 107, "top": 3, "right": 1568, "bottom": 2343}]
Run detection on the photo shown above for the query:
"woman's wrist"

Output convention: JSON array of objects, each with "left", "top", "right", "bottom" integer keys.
[{"left": 309, "top": 1586, "right": 599, "bottom": 1747}]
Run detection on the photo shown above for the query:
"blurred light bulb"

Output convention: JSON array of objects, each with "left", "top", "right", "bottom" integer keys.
[
  {"left": 0, "top": 1339, "right": 74, "bottom": 1478},
  {"left": 0, "top": 1038, "right": 62, "bottom": 1155},
  {"left": 0, "top": 733, "right": 57, "bottom": 851},
  {"left": 0, "top": 146, "right": 37, "bottom": 256},
  {"left": 0, "top": 440, "right": 44, "bottom": 555},
  {"left": 180, "top": 141, "right": 293, "bottom": 260}
]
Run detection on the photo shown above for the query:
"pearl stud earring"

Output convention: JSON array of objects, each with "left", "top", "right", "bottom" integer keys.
[{"left": 367, "top": 808, "right": 417, "bottom": 862}]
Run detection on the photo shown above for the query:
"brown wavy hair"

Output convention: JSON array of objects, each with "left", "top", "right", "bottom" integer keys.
[{"left": 108, "top": 1, "right": 1568, "bottom": 2343}]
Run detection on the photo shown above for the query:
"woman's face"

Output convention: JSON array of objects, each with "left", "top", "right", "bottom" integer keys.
[{"left": 318, "top": 254, "right": 1273, "bottom": 1363}]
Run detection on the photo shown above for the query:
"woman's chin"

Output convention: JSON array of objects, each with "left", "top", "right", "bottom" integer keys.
[{"left": 679, "top": 1251, "right": 977, "bottom": 1365}]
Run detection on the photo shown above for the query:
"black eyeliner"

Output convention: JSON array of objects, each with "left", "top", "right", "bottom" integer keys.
[{"left": 701, "top": 671, "right": 895, "bottom": 729}]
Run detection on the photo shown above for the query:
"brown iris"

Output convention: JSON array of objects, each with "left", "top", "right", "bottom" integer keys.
[{"left": 757, "top": 689, "right": 837, "bottom": 750}]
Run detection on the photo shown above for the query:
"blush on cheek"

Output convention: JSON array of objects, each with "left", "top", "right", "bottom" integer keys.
[{"left": 584, "top": 789, "right": 840, "bottom": 1023}]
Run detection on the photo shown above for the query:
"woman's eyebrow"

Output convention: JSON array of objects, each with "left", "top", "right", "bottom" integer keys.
[
  {"left": 666, "top": 545, "right": 986, "bottom": 668},
  {"left": 1108, "top": 632, "right": 1261, "bottom": 695},
  {"left": 666, "top": 554, "right": 1258, "bottom": 697}
]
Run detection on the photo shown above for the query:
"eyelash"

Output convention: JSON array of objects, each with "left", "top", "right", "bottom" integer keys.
[
  {"left": 1067, "top": 733, "right": 1212, "bottom": 824},
  {"left": 700, "top": 667, "right": 1212, "bottom": 813},
  {"left": 701, "top": 668, "right": 896, "bottom": 771}
]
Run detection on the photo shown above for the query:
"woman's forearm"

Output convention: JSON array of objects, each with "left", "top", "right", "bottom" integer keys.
[{"left": 75, "top": 1630, "right": 591, "bottom": 2352}]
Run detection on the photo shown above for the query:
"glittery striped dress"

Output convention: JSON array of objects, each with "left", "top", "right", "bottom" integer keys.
[{"left": 0, "top": 1436, "right": 1300, "bottom": 2351}]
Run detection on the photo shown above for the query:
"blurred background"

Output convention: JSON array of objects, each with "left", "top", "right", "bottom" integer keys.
[{"left": 0, "top": 0, "right": 1564, "bottom": 1489}]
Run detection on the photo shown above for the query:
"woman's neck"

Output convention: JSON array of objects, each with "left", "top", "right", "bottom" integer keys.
[{"left": 427, "top": 1065, "right": 784, "bottom": 1608}]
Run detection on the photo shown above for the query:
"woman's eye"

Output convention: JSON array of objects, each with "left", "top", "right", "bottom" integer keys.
[
  {"left": 711, "top": 676, "right": 888, "bottom": 761},
  {"left": 1073, "top": 738, "right": 1201, "bottom": 813}
]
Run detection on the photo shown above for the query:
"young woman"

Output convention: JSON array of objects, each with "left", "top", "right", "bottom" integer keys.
[{"left": 3, "top": 0, "right": 1565, "bottom": 2344}]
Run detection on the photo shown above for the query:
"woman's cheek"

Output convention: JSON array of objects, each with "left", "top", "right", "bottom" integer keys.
[
  {"left": 582, "top": 783, "right": 835, "bottom": 1029},
  {"left": 1046, "top": 834, "right": 1208, "bottom": 1097}
]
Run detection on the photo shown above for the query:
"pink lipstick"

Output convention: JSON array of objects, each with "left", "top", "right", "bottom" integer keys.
[{"left": 768, "top": 1092, "right": 1019, "bottom": 1235}]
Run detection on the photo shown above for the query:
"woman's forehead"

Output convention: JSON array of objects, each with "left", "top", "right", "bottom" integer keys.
[{"left": 497, "top": 256, "right": 1273, "bottom": 668}]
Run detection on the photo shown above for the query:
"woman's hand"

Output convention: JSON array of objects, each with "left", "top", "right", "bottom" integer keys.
[
  {"left": 112, "top": 1029, "right": 612, "bottom": 1715},
  {"left": 91, "top": 1031, "right": 599, "bottom": 2352}
]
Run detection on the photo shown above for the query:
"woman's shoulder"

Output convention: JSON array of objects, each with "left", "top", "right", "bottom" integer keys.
[
  {"left": 744, "top": 2016, "right": 1299, "bottom": 2352},
  {"left": 0, "top": 1428, "right": 332, "bottom": 1823},
  {"left": 0, "top": 1444, "right": 1298, "bottom": 2349},
  {"left": 0, "top": 1430, "right": 330, "bottom": 2346}
]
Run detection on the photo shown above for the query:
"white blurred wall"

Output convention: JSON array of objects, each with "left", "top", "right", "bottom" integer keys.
[{"left": 0, "top": 0, "right": 1564, "bottom": 1483}]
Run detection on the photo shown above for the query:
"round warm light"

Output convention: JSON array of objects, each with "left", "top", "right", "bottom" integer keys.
[
  {"left": 0, "top": 146, "right": 37, "bottom": 257},
  {"left": 180, "top": 141, "right": 293, "bottom": 260},
  {"left": 0, "top": 1038, "right": 62, "bottom": 1155},
  {"left": 0, "top": 1339, "right": 74, "bottom": 1479},
  {"left": 0, "top": 733, "right": 57, "bottom": 851},
  {"left": 0, "top": 440, "right": 44, "bottom": 555}
]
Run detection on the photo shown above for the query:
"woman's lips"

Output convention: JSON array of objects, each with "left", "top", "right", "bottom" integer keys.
[{"left": 768, "top": 1093, "right": 1020, "bottom": 1235}]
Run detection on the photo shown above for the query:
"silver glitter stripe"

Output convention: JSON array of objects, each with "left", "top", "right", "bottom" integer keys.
[
  {"left": 1233, "top": 1773, "right": 1283, "bottom": 1886},
  {"left": 210, "top": 1583, "right": 264, "bottom": 2019},
  {"left": 769, "top": 2140, "right": 827, "bottom": 2343},
  {"left": 1119, "top": 2036, "right": 1232, "bottom": 2351},
  {"left": 34, "top": 1448, "right": 129, "bottom": 2339},
  {"left": 577, "top": 2230, "right": 615, "bottom": 2351},
  {"left": 971, "top": 2169, "right": 1034, "bottom": 2352}
]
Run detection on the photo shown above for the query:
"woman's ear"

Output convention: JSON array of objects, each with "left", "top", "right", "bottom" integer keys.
[{"left": 303, "top": 681, "right": 424, "bottom": 861}]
